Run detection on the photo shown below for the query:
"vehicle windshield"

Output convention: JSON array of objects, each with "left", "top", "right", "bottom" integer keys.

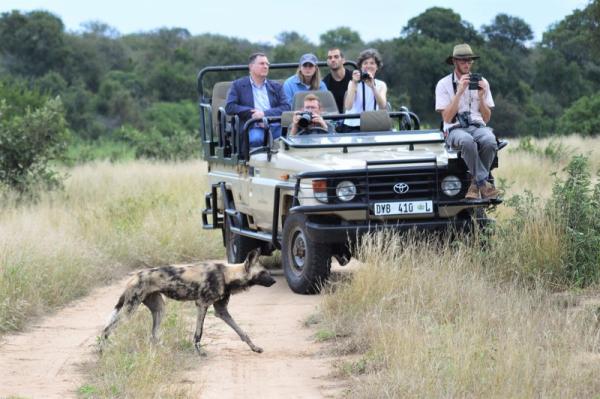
[{"left": 282, "top": 130, "right": 444, "bottom": 148}]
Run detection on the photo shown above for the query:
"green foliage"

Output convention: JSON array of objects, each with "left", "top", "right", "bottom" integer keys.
[
  {"left": 494, "top": 155, "right": 600, "bottom": 288},
  {"left": 0, "top": 94, "right": 70, "bottom": 192},
  {"left": 557, "top": 93, "right": 600, "bottom": 136},
  {"left": 482, "top": 14, "right": 533, "bottom": 52},
  {"left": 0, "top": 10, "right": 66, "bottom": 76},
  {"left": 402, "top": 7, "right": 481, "bottom": 44},
  {"left": 319, "top": 27, "right": 363, "bottom": 54},
  {"left": 546, "top": 155, "right": 600, "bottom": 286},
  {"left": 0, "top": 4, "right": 598, "bottom": 158},
  {"left": 116, "top": 125, "right": 198, "bottom": 160}
]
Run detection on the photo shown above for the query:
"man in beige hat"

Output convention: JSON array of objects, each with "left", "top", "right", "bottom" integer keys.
[{"left": 435, "top": 43, "right": 499, "bottom": 200}]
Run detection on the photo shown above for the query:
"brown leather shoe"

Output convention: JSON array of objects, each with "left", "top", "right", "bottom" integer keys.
[
  {"left": 480, "top": 182, "right": 499, "bottom": 200},
  {"left": 465, "top": 183, "right": 480, "bottom": 200}
]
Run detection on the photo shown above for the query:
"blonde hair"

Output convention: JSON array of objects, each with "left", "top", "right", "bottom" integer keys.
[
  {"left": 303, "top": 93, "right": 321, "bottom": 108},
  {"left": 296, "top": 65, "right": 322, "bottom": 91}
]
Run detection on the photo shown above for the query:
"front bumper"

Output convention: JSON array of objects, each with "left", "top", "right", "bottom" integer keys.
[{"left": 303, "top": 217, "right": 493, "bottom": 243}]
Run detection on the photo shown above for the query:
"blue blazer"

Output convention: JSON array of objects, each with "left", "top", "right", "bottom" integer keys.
[{"left": 225, "top": 76, "right": 290, "bottom": 125}]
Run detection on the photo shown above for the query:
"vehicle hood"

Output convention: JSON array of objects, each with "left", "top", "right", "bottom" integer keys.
[{"left": 277, "top": 145, "right": 449, "bottom": 172}]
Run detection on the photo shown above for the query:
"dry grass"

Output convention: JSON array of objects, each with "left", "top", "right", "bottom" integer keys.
[
  {"left": 321, "top": 233, "right": 600, "bottom": 398},
  {"left": 321, "top": 135, "right": 600, "bottom": 398},
  {"left": 496, "top": 135, "right": 600, "bottom": 200},
  {"left": 0, "top": 160, "right": 223, "bottom": 332},
  {"left": 81, "top": 301, "right": 197, "bottom": 398}
]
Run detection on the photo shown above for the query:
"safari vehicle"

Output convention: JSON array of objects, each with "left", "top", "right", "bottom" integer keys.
[{"left": 198, "top": 62, "right": 502, "bottom": 294}]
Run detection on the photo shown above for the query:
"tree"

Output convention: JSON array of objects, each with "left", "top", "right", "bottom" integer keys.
[
  {"left": 402, "top": 7, "right": 482, "bottom": 44},
  {"left": 271, "top": 31, "right": 315, "bottom": 64},
  {"left": 0, "top": 10, "right": 66, "bottom": 76},
  {"left": 319, "top": 27, "right": 363, "bottom": 50},
  {"left": 0, "top": 89, "right": 69, "bottom": 191},
  {"left": 557, "top": 93, "right": 600, "bottom": 136},
  {"left": 482, "top": 14, "right": 533, "bottom": 52}
]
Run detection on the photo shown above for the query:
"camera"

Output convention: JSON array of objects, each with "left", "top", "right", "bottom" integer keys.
[
  {"left": 457, "top": 111, "right": 472, "bottom": 128},
  {"left": 297, "top": 111, "right": 313, "bottom": 128},
  {"left": 469, "top": 73, "right": 482, "bottom": 90},
  {"left": 360, "top": 71, "right": 371, "bottom": 81}
]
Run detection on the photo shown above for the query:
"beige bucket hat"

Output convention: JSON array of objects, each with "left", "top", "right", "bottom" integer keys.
[{"left": 445, "top": 43, "right": 480, "bottom": 65}]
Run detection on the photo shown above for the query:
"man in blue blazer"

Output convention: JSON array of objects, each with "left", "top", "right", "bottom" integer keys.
[{"left": 225, "top": 53, "right": 290, "bottom": 149}]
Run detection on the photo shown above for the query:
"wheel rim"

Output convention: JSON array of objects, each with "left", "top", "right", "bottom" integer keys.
[{"left": 290, "top": 229, "right": 307, "bottom": 274}]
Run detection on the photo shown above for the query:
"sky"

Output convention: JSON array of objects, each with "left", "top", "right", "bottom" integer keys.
[{"left": 0, "top": 0, "right": 590, "bottom": 44}]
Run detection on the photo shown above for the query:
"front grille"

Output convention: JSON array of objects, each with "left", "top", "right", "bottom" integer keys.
[{"left": 330, "top": 166, "right": 438, "bottom": 203}]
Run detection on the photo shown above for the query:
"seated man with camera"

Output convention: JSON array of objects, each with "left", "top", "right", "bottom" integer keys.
[
  {"left": 435, "top": 43, "right": 499, "bottom": 200},
  {"left": 289, "top": 94, "right": 335, "bottom": 136}
]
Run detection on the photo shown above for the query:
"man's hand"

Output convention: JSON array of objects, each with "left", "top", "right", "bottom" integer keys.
[
  {"left": 477, "top": 79, "right": 489, "bottom": 98},
  {"left": 251, "top": 109, "right": 265, "bottom": 119},
  {"left": 312, "top": 114, "right": 327, "bottom": 129},
  {"left": 456, "top": 74, "right": 470, "bottom": 95}
]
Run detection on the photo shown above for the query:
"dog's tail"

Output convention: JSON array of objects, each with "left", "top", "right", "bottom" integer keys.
[{"left": 103, "top": 292, "right": 126, "bottom": 335}]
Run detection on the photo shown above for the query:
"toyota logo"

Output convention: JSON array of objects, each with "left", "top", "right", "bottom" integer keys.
[{"left": 393, "top": 182, "right": 409, "bottom": 194}]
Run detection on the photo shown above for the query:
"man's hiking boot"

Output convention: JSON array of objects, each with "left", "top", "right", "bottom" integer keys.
[
  {"left": 480, "top": 182, "right": 499, "bottom": 200},
  {"left": 465, "top": 183, "right": 480, "bottom": 200}
]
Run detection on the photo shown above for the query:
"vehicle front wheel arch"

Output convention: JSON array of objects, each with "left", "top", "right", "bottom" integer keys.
[
  {"left": 224, "top": 213, "right": 262, "bottom": 264},
  {"left": 282, "top": 213, "right": 331, "bottom": 294}
]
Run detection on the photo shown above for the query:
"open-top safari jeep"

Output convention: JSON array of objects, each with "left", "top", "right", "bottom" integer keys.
[{"left": 198, "top": 62, "right": 503, "bottom": 294}]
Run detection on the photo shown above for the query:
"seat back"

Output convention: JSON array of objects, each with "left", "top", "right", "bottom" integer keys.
[
  {"left": 211, "top": 81, "right": 233, "bottom": 133},
  {"left": 360, "top": 110, "right": 392, "bottom": 132},
  {"left": 292, "top": 91, "right": 338, "bottom": 114}
]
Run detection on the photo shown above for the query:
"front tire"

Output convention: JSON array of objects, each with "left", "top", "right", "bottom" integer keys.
[
  {"left": 224, "top": 216, "right": 260, "bottom": 263},
  {"left": 282, "top": 214, "right": 331, "bottom": 294}
]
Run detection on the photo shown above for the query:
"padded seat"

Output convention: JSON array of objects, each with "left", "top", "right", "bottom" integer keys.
[
  {"left": 292, "top": 91, "right": 338, "bottom": 114},
  {"left": 360, "top": 110, "right": 392, "bottom": 132},
  {"left": 211, "top": 81, "right": 233, "bottom": 133}
]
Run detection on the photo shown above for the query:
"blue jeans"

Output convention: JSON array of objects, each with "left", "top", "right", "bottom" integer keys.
[{"left": 248, "top": 124, "right": 282, "bottom": 148}]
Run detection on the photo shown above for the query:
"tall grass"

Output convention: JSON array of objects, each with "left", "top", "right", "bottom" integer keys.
[
  {"left": 81, "top": 301, "right": 197, "bottom": 399},
  {"left": 0, "top": 160, "right": 223, "bottom": 332},
  {"left": 321, "top": 234, "right": 600, "bottom": 398},
  {"left": 321, "top": 136, "right": 600, "bottom": 397}
]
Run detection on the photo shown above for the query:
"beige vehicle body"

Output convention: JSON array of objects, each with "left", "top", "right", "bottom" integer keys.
[{"left": 198, "top": 63, "right": 502, "bottom": 294}]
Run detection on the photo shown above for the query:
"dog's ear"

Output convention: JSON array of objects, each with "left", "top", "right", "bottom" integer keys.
[{"left": 244, "top": 248, "right": 261, "bottom": 272}]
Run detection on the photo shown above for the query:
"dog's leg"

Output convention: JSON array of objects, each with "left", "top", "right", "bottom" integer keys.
[
  {"left": 143, "top": 292, "right": 165, "bottom": 342},
  {"left": 194, "top": 301, "right": 209, "bottom": 356},
  {"left": 213, "top": 297, "right": 263, "bottom": 353}
]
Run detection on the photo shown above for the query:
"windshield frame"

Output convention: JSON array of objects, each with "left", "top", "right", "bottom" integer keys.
[{"left": 280, "top": 129, "right": 445, "bottom": 149}]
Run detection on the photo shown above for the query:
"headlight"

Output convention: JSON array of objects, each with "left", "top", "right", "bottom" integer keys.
[
  {"left": 441, "top": 175, "right": 462, "bottom": 197},
  {"left": 336, "top": 180, "right": 356, "bottom": 202},
  {"left": 312, "top": 179, "right": 328, "bottom": 203}
]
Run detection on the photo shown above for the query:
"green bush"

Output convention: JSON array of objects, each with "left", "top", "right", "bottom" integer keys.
[
  {"left": 557, "top": 94, "right": 600, "bottom": 136},
  {"left": 116, "top": 125, "right": 199, "bottom": 160},
  {"left": 492, "top": 155, "right": 600, "bottom": 288},
  {"left": 0, "top": 97, "right": 70, "bottom": 192},
  {"left": 546, "top": 155, "right": 600, "bottom": 286}
]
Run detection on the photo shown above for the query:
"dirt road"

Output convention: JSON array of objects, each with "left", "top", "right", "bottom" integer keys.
[{"left": 0, "top": 268, "right": 345, "bottom": 398}]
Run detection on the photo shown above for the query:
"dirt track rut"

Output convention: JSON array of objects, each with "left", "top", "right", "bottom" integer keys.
[{"left": 0, "top": 269, "right": 344, "bottom": 398}]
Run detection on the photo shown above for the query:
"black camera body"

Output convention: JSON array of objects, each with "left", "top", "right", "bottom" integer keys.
[
  {"left": 360, "top": 71, "right": 371, "bottom": 81},
  {"left": 457, "top": 111, "right": 472, "bottom": 128},
  {"left": 469, "top": 73, "right": 482, "bottom": 90},
  {"left": 297, "top": 111, "right": 313, "bottom": 128}
]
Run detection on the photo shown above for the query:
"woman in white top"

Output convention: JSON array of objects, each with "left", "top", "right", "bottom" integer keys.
[{"left": 343, "top": 48, "right": 388, "bottom": 129}]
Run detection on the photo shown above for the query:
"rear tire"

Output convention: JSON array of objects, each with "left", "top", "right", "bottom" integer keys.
[
  {"left": 282, "top": 214, "right": 331, "bottom": 294},
  {"left": 224, "top": 216, "right": 260, "bottom": 264}
]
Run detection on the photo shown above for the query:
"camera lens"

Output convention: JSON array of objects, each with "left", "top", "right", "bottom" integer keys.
[
  {"left": 360, "top": 71, "right": 370, "bottom": 80},
  {"left": 298, "top": 112, "right": 311, "bottom": 128}
]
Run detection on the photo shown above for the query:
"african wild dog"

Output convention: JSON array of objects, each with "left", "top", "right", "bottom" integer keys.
[{"left": 101, "top": 249, "right": 275, "bottom": 354}]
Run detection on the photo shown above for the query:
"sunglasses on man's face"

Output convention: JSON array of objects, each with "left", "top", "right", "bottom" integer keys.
[{"left": 455, "top": 58, "right": 474, "bottom": 64}]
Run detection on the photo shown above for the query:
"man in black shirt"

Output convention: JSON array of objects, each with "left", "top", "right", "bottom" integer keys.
[{"left": 322, "top": 48, "right": 352, "bottom": 113}]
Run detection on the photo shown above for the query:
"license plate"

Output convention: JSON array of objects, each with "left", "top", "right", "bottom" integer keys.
[{"left": 373, "top": 200, "right": 433, "bottom": 216}]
